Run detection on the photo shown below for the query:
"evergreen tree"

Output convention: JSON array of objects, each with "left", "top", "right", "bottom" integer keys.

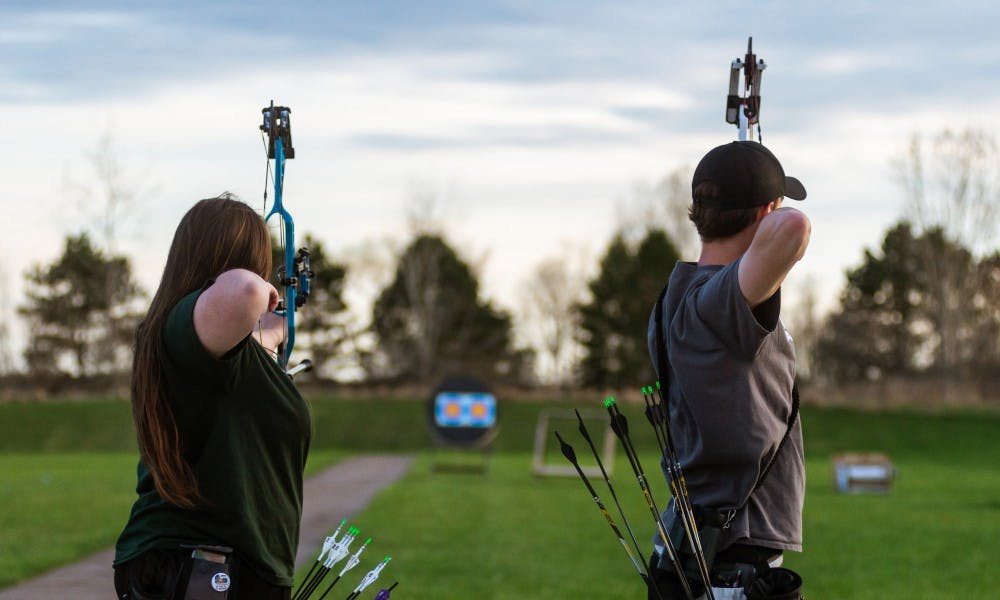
[
  {"left": 577, "top": 229, "right": 679, "bottom": 389},
  {"left": 19, "top": 233, "right": 143, "bottom": 377},
  {"left": 369, "top": 234, "right": 528, "bottom": 383},
  {"left": 814, "top": 221, "right": 1000, "bottom": 381}
]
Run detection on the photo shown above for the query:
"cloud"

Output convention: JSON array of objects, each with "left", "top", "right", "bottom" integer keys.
[{"left": 3, "top": 0, "right": 1000, "bottom": 359}]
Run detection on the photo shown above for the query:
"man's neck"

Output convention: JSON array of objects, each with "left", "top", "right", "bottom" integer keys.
[{"left": 697, "top": 228, "right": 755, "bottom": 266}]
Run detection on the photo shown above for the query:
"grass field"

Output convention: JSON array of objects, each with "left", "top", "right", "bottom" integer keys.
[
  {"left": 1, "top": 396, "right": 998, "bottom": 598},
  {"left": 0, "top": 448, "right": 346, "bottom": 588}
]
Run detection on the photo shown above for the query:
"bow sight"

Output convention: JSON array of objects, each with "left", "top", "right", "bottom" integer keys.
[
  {"left": 262, "top": 102, "right": 296, "bottom": 159},
  {"left": 726, "top": 37, "right": 766, "bottom": 142}
]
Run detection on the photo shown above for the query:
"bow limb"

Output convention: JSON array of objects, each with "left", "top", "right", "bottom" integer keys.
[{"left": 265, "top": 134, "right": 297, "bottom": 368}]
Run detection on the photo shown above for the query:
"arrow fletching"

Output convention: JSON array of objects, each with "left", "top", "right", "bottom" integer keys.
[
  {"left": 554, "top": 430, "right": 578, "bottom": 464},
  {"left": 574, "top": 409, "right": 595, "bottom": 445},
  {"left": 373, "top": 582, "right": 399, "bottom": 600}
]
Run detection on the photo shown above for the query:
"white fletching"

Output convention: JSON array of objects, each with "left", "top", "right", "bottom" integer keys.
[
  {"left": 338, "top": 538, "right": 371, "bottom": 577},
  {"left": 317, "top": 520, "right": 346, "bottom": 563},
  {"left": 323, "top": 529, "right": 357, "bottom": 568},
  {"left": 352, "top": 557, "right": 391, "bottom": 593}
]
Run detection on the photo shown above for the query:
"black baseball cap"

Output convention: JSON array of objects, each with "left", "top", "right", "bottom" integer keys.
[{"left": 692, "top": 141, "right": 806, "bottom": 209}]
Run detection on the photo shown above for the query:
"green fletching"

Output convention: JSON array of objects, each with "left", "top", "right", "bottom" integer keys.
[
  {"left": 365, "top": 538, "right": 372, "bottom": 544},
  {"left": 656, "top": 381, "right": 661, "bottom": 390}
]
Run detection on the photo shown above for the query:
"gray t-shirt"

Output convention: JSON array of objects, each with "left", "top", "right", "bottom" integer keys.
[{"left": 647, "top": 259, "right": 804, "bottom": 552}]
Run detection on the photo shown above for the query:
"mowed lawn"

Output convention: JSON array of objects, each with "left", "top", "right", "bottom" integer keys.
[
  {"left": 1, "top": 397, "right": 998, "bottom": 598},
  {"left": 0, "top": 450, "right": 347, "bottom": 588}
]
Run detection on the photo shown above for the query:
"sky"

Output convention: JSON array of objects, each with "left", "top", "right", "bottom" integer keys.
[{"left": 2, "top": 1, "right": 999, "bottom": 368}]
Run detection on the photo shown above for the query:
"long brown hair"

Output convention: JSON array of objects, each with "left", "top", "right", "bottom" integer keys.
[{"left": 132, "top": 193, "right": 272, "bottom": 507}]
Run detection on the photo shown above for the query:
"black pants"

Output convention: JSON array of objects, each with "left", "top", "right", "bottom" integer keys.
[{"left": 114, "top": 548, "right": 291, "bottom": 600}]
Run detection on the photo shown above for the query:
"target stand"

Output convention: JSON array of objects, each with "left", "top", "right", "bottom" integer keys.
[
  {"left": 532, "top": 408, "right": 615, "bottom": 478},
  {"left": 427, "top": 376, "right": 499, "bottom": 474}
]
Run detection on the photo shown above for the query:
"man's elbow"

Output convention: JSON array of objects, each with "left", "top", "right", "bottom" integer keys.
[{"left": 778, "top": 209, "right": 811, "bottom": 261}]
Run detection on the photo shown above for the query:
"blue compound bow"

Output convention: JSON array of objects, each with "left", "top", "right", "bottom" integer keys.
[{"left": 260, "top": 101, "right": 313, "bottom": 377}]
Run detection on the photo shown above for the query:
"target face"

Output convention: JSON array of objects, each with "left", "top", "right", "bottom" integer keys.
[
  {"left": 426, "top": 375, "right": 499, "bottom": 447},
  {"left": 434, "top": 392, "right": 497, "bottom": 428}
]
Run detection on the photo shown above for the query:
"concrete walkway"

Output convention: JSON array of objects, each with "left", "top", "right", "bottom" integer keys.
[{"left": 0, "top": 454, "right": 414, "bottom": 600}]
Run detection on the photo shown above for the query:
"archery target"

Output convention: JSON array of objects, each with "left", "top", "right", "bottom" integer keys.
[
  {"left": 426, "top": 375, "right": 499, "bottom": 448},
  {"left": 434, "top": 392, "right": 497, "bottom": 428}
]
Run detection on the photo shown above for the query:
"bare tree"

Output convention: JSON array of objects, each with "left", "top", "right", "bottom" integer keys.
[
  {"left": 893, "top": 128, "right": 1000, "bottom": 375},
  {"left": 894, "top": 128, "right": 999, "bottom": 254},
  {"left": 656, "top": 166, "right": 698, "bottom": 259},
  {"left": 785, "top": 275, "right": 823, "bottom": 380},
  {"left": 616, "top": 165, "right": 698, "bottom": 259},
  {"left": 63, "top": 126, "right": 156, "bottom": 252},
  {"left": 404, "top": 181, "right": 462, "bottom": 238},
  {"left": 339, "top": 236, "right": 400, "bottom": 379},
  {"left": 400, "top": 238, "right": 447, "bottom": 379},
  {"left": 520, "top": 255, "right": 586, "bottom": 386}
]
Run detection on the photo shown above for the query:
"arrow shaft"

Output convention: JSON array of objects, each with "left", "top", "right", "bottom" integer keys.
[
  {"left": 556, "top": 430, "right": 663, "bottom": 598},
  {"left": 605, "top": 400, "right": 696, "bottom": 600}
]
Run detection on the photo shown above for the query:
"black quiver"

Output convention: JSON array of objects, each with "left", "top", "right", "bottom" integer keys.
[{"left": 746, "top": 567, "right": 803, "bottom": 600}]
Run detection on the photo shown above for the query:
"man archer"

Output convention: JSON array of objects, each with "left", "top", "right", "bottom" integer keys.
[{"left": 646, "top": 140, "right": 810, "bottom": 599}]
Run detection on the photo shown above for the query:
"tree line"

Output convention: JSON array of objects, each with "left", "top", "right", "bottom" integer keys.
[{"left": 3, "top": 128, "right": 998, "bottom": 402}]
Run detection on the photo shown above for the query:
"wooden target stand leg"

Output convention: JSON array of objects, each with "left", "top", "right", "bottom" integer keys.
[
  {"left": 532, "top": 408, "right": 615, "bottom": 478},
  {"left": 429, "top": 438, "right": 494, "bottom": 475}
]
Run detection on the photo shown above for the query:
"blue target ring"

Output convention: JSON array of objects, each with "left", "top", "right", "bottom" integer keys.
[{"left": 434, "top": 392, "right": 497, "bottom": 428}]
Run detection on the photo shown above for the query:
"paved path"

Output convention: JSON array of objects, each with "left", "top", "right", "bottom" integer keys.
[{"left": 0, "top": 454, "right": 414, "bottom": 600}]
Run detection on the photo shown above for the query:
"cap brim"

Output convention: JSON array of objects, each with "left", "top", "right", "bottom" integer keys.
[{"left": 784, "top": 176, "right": 807, "bottom": 201}]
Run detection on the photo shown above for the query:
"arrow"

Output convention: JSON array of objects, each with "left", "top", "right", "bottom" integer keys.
[
  {"left": 604, "top": 396, "right": 699, "bottom": 600},
  {"left": 643, "top": 384, "right": 714, "bottom": 597},
  {"left": 316, "top": 537, "right": 371, "bottom": 600},
  {"left": 294, "top": 525, "right": 360, "bottom": 600},
  {"left": 554, "top": 429, "right": 655, "bottom": 591},
  {"left": 344, "top": 556, "right": 391, "bottom": 600}
]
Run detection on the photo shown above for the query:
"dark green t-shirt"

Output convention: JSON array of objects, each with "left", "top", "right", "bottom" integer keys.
[{"left": 114, "top": 288, "right": 311, "bottom": 586}]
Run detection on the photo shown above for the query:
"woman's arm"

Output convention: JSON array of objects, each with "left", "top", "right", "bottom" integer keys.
[{"left": 193, "top": 269, "right": 282, "bottom": 357}]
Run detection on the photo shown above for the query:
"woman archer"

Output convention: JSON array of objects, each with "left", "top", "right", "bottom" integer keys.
[{"left": 114, "top": 194, "right": 310, "bottom": 599}]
